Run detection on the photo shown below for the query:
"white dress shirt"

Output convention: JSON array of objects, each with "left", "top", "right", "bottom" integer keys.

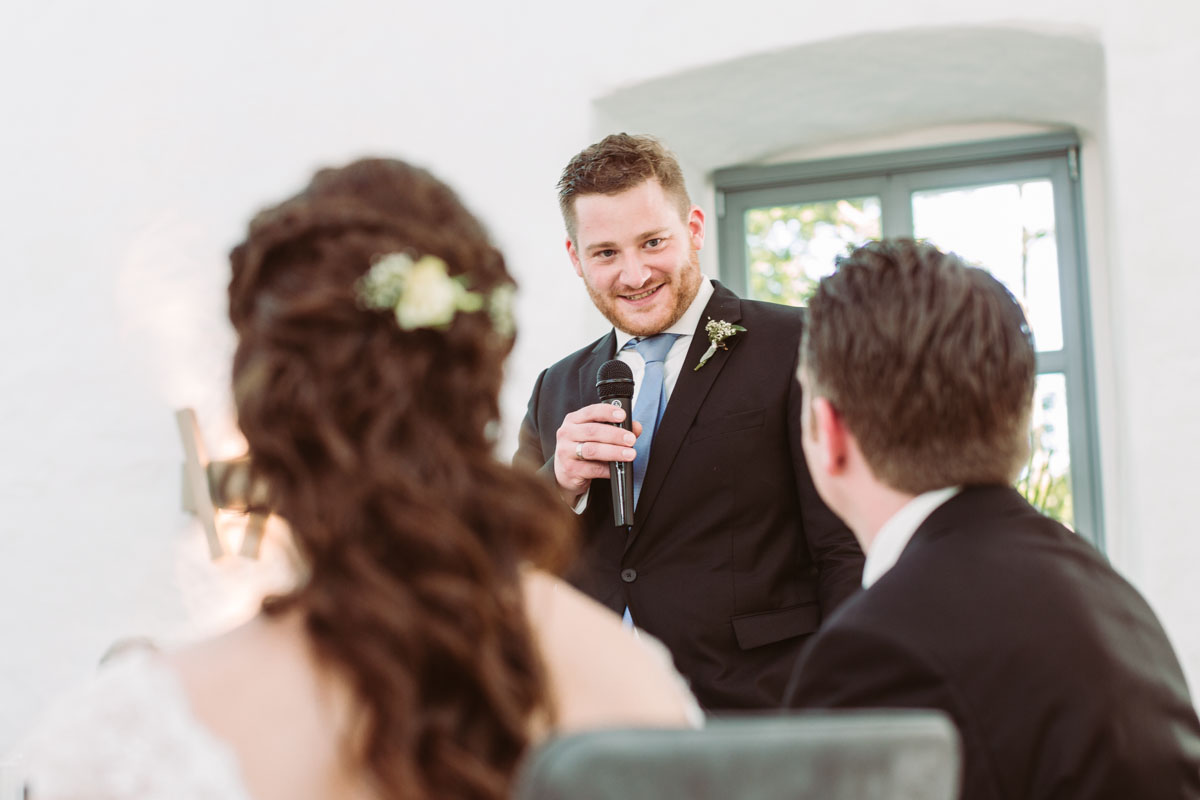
[{"left": 862, "top": 486, "right": 961, "bottom": 588}]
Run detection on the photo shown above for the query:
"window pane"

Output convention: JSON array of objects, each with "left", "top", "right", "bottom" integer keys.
[
  {"left": 912, "top": 180, "right": 1064, "bottom": 351},
  {"left": 743, "top": 197, "right": 881, "bottom": 305},
  {"left": 1016, "top": 372, "right": 1073, "bottom": 527}
]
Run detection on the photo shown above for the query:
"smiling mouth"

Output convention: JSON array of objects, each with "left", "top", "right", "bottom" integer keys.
[{"left": 622, "top": 285, "right": 662, "bottom": 302}]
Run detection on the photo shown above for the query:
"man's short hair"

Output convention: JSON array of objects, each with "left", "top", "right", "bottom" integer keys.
[
  {"left": 557, "top": 133, "right": 691, "bottom": 242},
  {"left": 803, "top": 238, "right": 1037, "bottom": 494}
]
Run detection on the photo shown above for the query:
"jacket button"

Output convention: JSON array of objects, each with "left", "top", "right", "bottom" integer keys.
[{"left": 620, "top": 568, "right": 638, "bottom": 583}]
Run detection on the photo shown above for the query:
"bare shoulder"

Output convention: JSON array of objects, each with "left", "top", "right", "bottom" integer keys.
[
  {"left": 165, "top": 613, "right": 368, "bottom": 800},
  {"left": 166, "top": 613, "right": 308, "bottom": 693},
  {"left": 166, "top": 614, "right": 316, "bottom": 733},
  {"left": 522, "top": 571, "right": 703, "bottom": 732}
]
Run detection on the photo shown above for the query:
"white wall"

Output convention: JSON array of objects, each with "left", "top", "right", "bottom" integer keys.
[{"left": 2, "top": 0, "right": 1197, "bottom": 749}]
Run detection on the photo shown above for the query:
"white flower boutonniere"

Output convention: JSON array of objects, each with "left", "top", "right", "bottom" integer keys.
[{"left": 694, "top": 318, "right": 747, "bottom": 371}]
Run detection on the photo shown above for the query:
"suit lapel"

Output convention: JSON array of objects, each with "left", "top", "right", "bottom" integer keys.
[
  {"left": 626, "top": 282, "right": 743, "bottom": 552},
  {"left": 577, "top": 331, "right": 618, "bottom": 406}
]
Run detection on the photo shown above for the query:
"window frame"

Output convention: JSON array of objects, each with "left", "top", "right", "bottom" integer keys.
[{"left": 713, "top": 133, "right": 1104, "bottom": 549}]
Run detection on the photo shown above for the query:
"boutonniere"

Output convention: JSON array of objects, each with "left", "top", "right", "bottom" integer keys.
[{"left": 694, "top": 318, "right": 747, "bottom": 371}]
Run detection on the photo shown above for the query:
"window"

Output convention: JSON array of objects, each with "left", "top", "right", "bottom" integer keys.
[{"left": 714, "top": 134, "right": 1103, "bottom": 548}]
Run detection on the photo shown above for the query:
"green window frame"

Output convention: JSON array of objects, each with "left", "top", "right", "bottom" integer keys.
[{"left": 715, "top": 134, "right": 1104, "bottom": 549}]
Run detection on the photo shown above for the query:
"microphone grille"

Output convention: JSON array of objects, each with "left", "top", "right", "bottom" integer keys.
[{"left": 596, "top": 359, "right": 634, "bottom": 400}]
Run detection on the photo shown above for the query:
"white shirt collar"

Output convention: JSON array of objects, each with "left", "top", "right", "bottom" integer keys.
[
  {"left": 614, "top": 278, "right": 714, "bottom": 351},
  {"left": 862, "top": 486, "right": 961, "bottom": 588}
]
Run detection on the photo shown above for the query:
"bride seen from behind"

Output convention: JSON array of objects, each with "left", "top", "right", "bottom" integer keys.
[{"left": 20, "top": 159, "right": 700, "bottom": 800}]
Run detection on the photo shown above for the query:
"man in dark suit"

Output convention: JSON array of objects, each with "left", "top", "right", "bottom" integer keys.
[
  {"left": 515, "top": 134, "right": 863, "bottom": 710},
  {"left": 785, "top": 238, "right": 1200, "bottom": 798}
]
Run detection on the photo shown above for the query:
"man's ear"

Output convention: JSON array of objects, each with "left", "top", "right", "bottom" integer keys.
[
  {"left": 687, "top": 205, "right": 705, "bottom": 251},
  {"left": 812, "top": 396, "right": 850, "bottom": 476},
  {"left": 565, "top": 237, "right": 583, "bottom": 277}
]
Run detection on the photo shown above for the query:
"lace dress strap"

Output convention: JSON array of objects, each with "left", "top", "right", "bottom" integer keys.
[{"left": 17, "top": 653, "right": 253, "bottom": 800}]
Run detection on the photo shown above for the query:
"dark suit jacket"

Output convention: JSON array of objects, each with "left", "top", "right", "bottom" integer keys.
[
  {"left": 785, "top": 485, "right": 1200, "bottom": 799},
  {"left": 516, "top": 281, "right": 864, "bottom": 710}
]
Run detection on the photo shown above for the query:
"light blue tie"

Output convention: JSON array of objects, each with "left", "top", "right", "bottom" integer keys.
[
  {"left": 619, "top": 333, "right": 679, "bottom": 630},
  {"left": 628, "top": 333, "right": 680, "bottom": 507}
]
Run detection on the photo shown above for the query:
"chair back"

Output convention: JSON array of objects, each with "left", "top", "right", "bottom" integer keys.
[{"left": 513, "top": 709, "right": 961, "bottom": 800}]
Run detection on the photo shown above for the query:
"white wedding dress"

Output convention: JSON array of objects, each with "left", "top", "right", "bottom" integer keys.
[
  {"left": 18, "top": 653, "right": 254, "bottom": 800},
  {"left": 18, "top": 642, "right": 700, "bottom": 799},
  {"left": 16, "top": 575, "right": 703, "bottom": 798}
]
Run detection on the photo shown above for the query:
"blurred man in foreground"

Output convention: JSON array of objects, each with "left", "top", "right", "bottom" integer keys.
[{"left": 785, "top": 238, "right": 1200, "bottom": 798}]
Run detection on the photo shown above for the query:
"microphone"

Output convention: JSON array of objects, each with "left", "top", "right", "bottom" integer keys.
[{"left": 596, "top": 359, "right": 635, "bottom": 528}]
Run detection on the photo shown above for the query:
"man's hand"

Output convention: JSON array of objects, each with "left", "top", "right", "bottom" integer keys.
[{"left": 553, "top": 403, "right": 641, "bottom": 505}]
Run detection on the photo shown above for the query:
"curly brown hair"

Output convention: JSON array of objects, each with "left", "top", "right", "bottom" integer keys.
[
  {"left": 228, "top": 158, "right": 575, "bottom": 799},
  {"left": 803, "top": 238, "right": 1037, "bottom": 494},
  {"left": 557, "top": 133, "right": 691, "bottom": 242}
]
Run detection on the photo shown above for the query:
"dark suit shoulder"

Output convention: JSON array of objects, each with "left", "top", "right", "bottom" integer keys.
[
  {"left": 835, "top": 487, "right": 1200, "bottom": 799},
  {"left": 538, "top": 333, "right": 612, "bottom": 384},
  {"left": 860, "top": 492, "right": 1142, "bottom": 652},
  {"left": 890, "top": 488, "right": 1141, "bottom": 624},
  {"left": 820, "top": 487, "right": 1185, "bottom": 723},
  {"left": 515, "top": 332, "right": 614, "bottom": 472},
  {"left": 708, "top": 296, "right": 806, "bottom": 374},
  {"left": 738, "top": 296, "right": 807, "bottom": 325},
  {"left": 787, "top": 610, "right": 952, "bottom": 705},
  {"left": 723, "top": 296, "right": 805, "bottom": 345}
]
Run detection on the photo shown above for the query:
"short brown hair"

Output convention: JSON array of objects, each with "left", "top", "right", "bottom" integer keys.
[
  {"left": 557, "top": 133, "right": 691, "bottom": 241},
  {"left": 803, "top": 238, "right": 1037, "bottom": 493}
]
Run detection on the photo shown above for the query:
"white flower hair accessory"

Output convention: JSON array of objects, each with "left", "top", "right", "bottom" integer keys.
[{"left": 356, "top": 252, "right": 514, "bottom": 335}]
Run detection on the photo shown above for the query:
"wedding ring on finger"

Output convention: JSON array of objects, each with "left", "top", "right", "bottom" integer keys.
[{"left": 575, "top": 442, "right": 585, "bottom": 460}]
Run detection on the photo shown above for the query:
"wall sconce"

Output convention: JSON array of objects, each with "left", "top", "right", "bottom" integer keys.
[{"left": 176, "top": 408, "right": 270, "bottom": 560}]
